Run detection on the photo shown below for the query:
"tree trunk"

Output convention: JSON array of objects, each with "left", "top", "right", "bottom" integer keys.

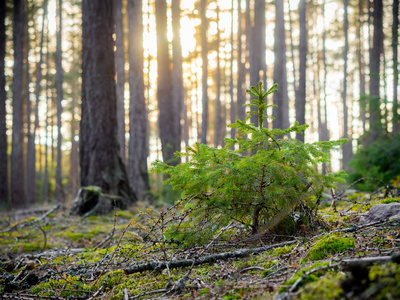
[
  {"left": 0, "top": 0, "right": 8, "bottom": 207},
  {"left": 250, "top": 0, "right": 266, "bottom": 127},
  {"left": 44, "top": 32, "right": 50, "bottom": 202},
  {"left": 229, "top": 0, "right": 235, "bottom": 141},
  {"left": 393, "top": 0, "right": 399, "bottom": 135},
  {"left": 171, "top": 0, "right": 183, "bottom": 152},
  {"left": 288, "top": 0, "right": 296, "bottom": 88},
  {"left": 155, "top": 0, "right": 180, "bottom": 165},
  {"left": 80, "top": 0, "right": 135, "bottom": 210},
  {"left": 214, "top": 3, "right": 221, "bottom": 148},
  {"left": 368, "top": 0, "right": 383, "bottom": 143},
  {"left": 272, "top": 0, "right": 289, "bottom": 131},
  {"left": 236, "top": 0, "right": 245, "bottom": 121},
  {"left": 11, "top": 0, "right": 27, "bottom": 208},
  {"left": 200, "top": 0, "right": 209, "bottom": 144},
  {"left": 55, "top": 0, "right": 63, "bottom": 202},
  {"left": 358, "top": 0, "right": 366, "bottom": 135},
  {"left": 24, "top": 1, "right": 31, "bottom": 199},
  {"left": 70, "top": 48, "right": 79, "bottom": 196},
  {"left": 342, "top": 0, "right": 352, "bottom": 170},
  {"left": 128, "top": 0, "right": 150, "bottom": 201},
  {"left": 295, "top": 0, "right": 307, "bottom": 142},
  {"left": 28, "top": 0, "right": 48, "bottom": 204},
  {"left": 114, "top": 0, "right": 126, "bottom": 162}
]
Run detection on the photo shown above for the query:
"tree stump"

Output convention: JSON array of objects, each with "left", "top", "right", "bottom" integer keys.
[{"left": 70, "top": 186, "right": 126, "bottom": 217}]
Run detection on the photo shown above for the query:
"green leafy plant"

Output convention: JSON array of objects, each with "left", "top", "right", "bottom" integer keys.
[{"left": 152, "top": 82, "right": 347, "bottom": 245}]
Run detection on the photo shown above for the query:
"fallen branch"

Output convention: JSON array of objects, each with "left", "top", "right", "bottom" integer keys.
[
  {"left": 1, "top": 205, "right": 61, "bottom": 233},
  {"left": 125, "top": 240, "right": 296, "bottom": 274}
]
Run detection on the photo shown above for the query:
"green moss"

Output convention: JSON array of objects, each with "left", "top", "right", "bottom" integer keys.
[
  {"left": 279, "top": 261, "right": 337, "bottom": 292},
  {"left": 95, "top": 270, "right": 124, "bottom": 289},
  {"left": 31, "top": 275, "right": 90, "bottom": 297},
  {"left": 379, "top": 198, "right": 400, "bottom": 204},
  {"left": 267, "top": 245, "right": 294, "bottom": 257},
  {"left": 303, "top": 234, "right": 355, "bottom": 262},
  {"left": 299, "top": 272, "right": 345, "bottom": 300},
  {"left": 114, "top": 210, "right": 135, "bottom": 219}
]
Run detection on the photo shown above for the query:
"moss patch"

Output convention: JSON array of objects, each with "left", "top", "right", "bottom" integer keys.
[{"left": 302, "top": 234, "right": 355, "bottom": 262}]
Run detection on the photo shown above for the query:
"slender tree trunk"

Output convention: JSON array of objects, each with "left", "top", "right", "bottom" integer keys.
[
  {"left": 28, "top": 0, "right": 48, "bottom": 204},
  {"left": 358, "top": 0, "right": 366, "bottom": 135},
  {"left": 273, "top": 0, "right": 289, "bottom": 131},
  {"left": 200, "top": 0, "right": 209, "bottom": 144},
  {"left": 114, "top": 0, "right": 126, "bottom": 162},
  {"left": 44, "top": 31, "right": 50, "bottom": 202},
  {"left": 342, "top": 0, "right": 351, "bottom": 170},
  {"left": 172, "top": 0, "right": 183, "bottom": 150},
  {"left": 230, "top": 0, "right": 235, "bottom": 140},
  {"left": 0, "top": 0, "right": 8, "bottom": 207},
  {"left": 288, "top": 0, "right": 296, "bottom": 88},
  {"left": 295, "top": 0, "right": 307, "bottom": 142},
  {"left": 11, "top": 0, "right": 27, "bottom": 208},
  {"left": 321, "top": 0, "right": 329, "bottom": 174},
  {"left": 128, "top": 0, "right": 150, "bottom": 201},
  {"left": 250, "top": 0, "right": 266, "bottom": 127},
  {"left": 237, "top": 0, "right": 245, "bottom": 121},
  {"left": 24, "top": 1, "right": 31, "bottom": 197},
  {"left": 214, "top": 3, "right": 221, "bottom": 148},
  {"left": 368, "top": 0, "right": 383, "bottom": 143},
  {"left": 393, "top": 0, "right": 399, "bottom": 135},
  {"left": 80, "top": 0, "right": 135, "bottom": 206},
  {"left": 55, "top": 0, "right": 63, "bottom": 202},
  {"left": 155, "top": 0, "right": 180, "bottom": 165},
  {"left": 70, "top": 50, "right": 79, "bottom": 195}
]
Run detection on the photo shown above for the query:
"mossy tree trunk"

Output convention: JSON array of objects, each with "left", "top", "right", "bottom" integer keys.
[{"left": 80, "top": 0, "right": 135, "bottom": 208}]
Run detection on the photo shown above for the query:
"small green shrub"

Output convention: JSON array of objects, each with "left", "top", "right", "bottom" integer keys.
[
  {"left": 348, "top": 134, "right": 400, "bottom": 191},
  {"left": 152, "top": 82, "right": 346, "bottom": 245}
]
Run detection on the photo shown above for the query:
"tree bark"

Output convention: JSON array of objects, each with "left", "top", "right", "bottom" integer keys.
[
  {"left": 155, "top": 0, "right": 180, "bottom": 165},
  {"left": 11, "top": 0, "right": 27, "bottom": 208},
  {"left": 0, "top": 0, "right": 8, "bottom": 207},
  {"left": 272, "top": 0, "right": 289, "bottom": 131},
  {"left": 114, "top": 0, "right": 126, "bottom": 162},
  {"left": 200, "top": 0, "right": 209, "bottom": 144},
  {"left": 128, "top": 0, "right": 150, "bottom": 201},
  {"left": 80, "top": 0, "right": 135, "bottom": 208},
  {"left": 295, "top": 0, "right": 307, "bottom": 142},
  {"left": 55, "top": 0, "right": 63, "bottom": 202},
  {"left": 393, "top": 0, "right": 399, "bottom": 135},
  {"left": 368, "top": 0, "right": 383, "bottom": 143}
]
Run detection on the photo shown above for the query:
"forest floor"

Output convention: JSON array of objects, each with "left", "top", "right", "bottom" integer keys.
[{"left": 1, "top": 192, "right": 400, "bottom": 299}]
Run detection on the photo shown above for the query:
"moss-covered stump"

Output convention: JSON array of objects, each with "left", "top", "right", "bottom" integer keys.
[{"left": 71, "top": 186, "right": 126, "bottom": 217}]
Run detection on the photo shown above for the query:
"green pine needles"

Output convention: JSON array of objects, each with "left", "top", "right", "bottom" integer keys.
[{"left": 152, "top": 82, "right": 347, "bottom": 245}]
